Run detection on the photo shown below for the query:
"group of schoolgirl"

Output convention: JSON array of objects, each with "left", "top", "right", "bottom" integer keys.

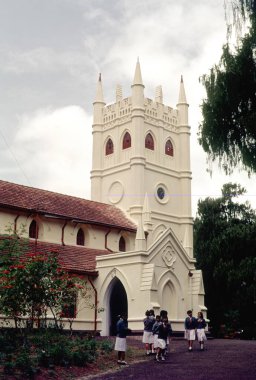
[
  {"left": 184, "top": 310, "right": 207, "bottom": 351},
  {"left": 114, "top": 309, "right": 207, "bottom": 365},
  {"left": 142, "top": 309, "right": 172, "bottom": 362}
]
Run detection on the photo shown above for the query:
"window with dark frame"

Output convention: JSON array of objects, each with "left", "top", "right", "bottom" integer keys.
[
  {"left": 29, "top": 220, "right": 38, "bottom": 239},
  {"left": 61, "top": 293, "right": 77, "bottom": 319},
  {"left": 106, "top": 138, "right": 114, "bottom": 155},
  {"left": 76, "top": 228, "right": 85, "bottom": 246},
  {"left": 165, "top": 140, "right": 174, "bottom": 156},
  {"left": 119, "top": 236, "right": 126, "bottom": 252},
  {"left": 145, "top": 133, "right": 154, "bottom": 150},
  {"left": 122, "top": 132, "right": 131, "bottom": 149}
]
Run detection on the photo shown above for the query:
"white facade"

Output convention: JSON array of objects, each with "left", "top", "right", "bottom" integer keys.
[{"left": 91, "top": 61, "right": 206, "bottom": 334}]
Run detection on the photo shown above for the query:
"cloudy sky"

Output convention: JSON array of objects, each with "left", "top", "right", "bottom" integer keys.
[{"left": 0, "top": 0, "right": 255, "bottom": 216}]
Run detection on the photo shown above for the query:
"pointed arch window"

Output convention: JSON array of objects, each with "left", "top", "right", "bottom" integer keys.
[
  {"left": 122, "top": 132, "right": 131, "bottom": 149},
  {"left": 106, "top": 138, "right": 114, "bottom": 155},
  {"left": 145, "top": 133, "right": 154, "bottom": 150},
  {"left": 119, "top": 236, "right": 126, "bottom": 252},
  {"left": 165, "top": 140, "right": 174, "bottom": 156},
  {"left": 76, "top": 228, "right": 85, "bottom": 246},
  {"left": 29, "top": 220, "right": 38, "bottom": 239},
  {"left": 61, "top": 293, "right": 77, "bottom": 318}
]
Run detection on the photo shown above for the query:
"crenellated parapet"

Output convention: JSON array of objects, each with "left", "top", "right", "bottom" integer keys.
[
  {"left": 101, "top": 97, "right": 179, "bottom": 132},
  {"left": 102, "top": 97, "right": 132, "bottom": 129},
  {"left": 144, "top": 98, "right": 178, "bottom": 131}
]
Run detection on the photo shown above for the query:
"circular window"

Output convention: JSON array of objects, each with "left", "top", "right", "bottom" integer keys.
[
  {"left": 155, "top": 183, "right": 169, "bottom": 204},
  {"left": 157, "top": 187, "right": 165, "bottom": 200}
]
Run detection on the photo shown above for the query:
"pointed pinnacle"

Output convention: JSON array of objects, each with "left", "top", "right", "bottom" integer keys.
[
  {"left": 95, "top": 73, "right": 104, "bottom": 103},
  {"left": 133, "top": 59, "right": 143, "bottom": 86},
  {"left": 178, "top": 75, "right": 187, "bottom": 104}
]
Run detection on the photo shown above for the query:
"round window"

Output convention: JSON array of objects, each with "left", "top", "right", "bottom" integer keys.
[{"left": 157, "top": 187, "right": 165, "bottom": 200}]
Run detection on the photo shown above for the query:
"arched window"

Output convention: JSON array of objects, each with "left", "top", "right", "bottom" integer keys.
[
  {"left": 29, "top": 220, "right": 38, "bottom": 239},
  {"left": 119, "top": 236, "right": 126, "bottom": 252},
  {"left": 76, "top": 228, "right": 85, "bottom": 246},
  {"left": 61, "top": 294, "right": 77, "bottom": 318},
  {"left": 106, "top": 138, "right": 114, "bottom": 155},
  {"left": 145, "top": 133, "right": 154, "bottom": 150},
  {"left": 165, "top": 140, "right": 174, "bottom": 156},
  {"left": 122, "top": 132, "right": 131, "bottom": 149}
]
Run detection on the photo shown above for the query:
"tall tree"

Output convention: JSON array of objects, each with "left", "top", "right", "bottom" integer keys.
[
  {"left": 199, "top": 1, "right": 256, "bottom": 174},
  {"left": 194, "top": 183, "right": 256, "bottom": 337}
]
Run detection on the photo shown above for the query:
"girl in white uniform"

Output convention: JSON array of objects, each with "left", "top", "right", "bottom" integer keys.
[
  {"left": 196, "top": 311, "right": 207, "bottom": 350},
  {"left": 142, "top": 310, "right": 155, "bottom": 355}
]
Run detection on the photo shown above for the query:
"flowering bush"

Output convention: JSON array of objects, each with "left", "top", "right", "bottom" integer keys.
[{"left": 0, "top": 230, "right": 88, "bottom": 331}]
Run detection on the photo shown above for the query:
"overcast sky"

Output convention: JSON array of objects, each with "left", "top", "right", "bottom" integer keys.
[{"left": 0, "top": 0, "right": 255, "bottom": 216}]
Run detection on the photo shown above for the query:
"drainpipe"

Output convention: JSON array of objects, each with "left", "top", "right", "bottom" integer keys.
[
  {"left": 14, "top": 215, "right": 20, "bottom": 234},
  {"left": 34, "top": 214, "right": 39, "bottom": 252},
  {"left": 105, "top": 229, "right": 113, "bottom": 252},
  {"left": 88, "top": 277, "right": 98, "bottom": 333},
  {"left": 61, "top": 221, "right": 67, "bottom": 246}
]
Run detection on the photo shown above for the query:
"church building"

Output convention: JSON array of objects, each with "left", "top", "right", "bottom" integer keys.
[{"left": 0, "top": 61, "right": 206, "bottom": 334}]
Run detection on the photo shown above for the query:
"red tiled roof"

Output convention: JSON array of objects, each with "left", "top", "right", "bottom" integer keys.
[
  {"left": 0, "top": 180, "right": 136, "bottom": 232},
  {"left": 0, "top": 237, "right": 110, "bottom": 276}
]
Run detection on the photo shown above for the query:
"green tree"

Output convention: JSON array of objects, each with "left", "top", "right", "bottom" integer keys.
[
  {"left": 199, "top": 1, "right": 256, "bottom": 174},
  {"left": 0, "top": 231, "right": 90, "bottom": 332},
  {"left": 194, "top": 183, "right": 256, "bottom": 337}
]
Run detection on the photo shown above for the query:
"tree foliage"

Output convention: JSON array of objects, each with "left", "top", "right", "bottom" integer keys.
[
  {"left": 194, "top": 183, "right": 256, "bottom": 337},
  {"left": 199, "top": 1, "right": 256, "bottom": 174}
]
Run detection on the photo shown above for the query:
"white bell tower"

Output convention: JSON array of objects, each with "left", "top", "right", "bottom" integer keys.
[{"left": 90, "top": 61, "right": 193, "bottom": 257}]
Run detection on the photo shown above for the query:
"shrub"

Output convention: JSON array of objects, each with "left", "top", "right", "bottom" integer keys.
[
  {"left": 72, "top": 350, "right": 92, "bottom": 366},
  {"left": 99, "top": 339, "right": 114, "bottom": 354},
  {"left": 48, "top": 343, "right": 72, "bottom": 366}
]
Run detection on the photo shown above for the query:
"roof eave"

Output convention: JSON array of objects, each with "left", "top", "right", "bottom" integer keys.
[{"left": 0, "top": 204, "right": 137, "bottom": 233}]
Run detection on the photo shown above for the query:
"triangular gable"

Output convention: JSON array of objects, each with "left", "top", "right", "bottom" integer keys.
[{"left": 146, "top": 227, "right": 195, "bottom": 269}]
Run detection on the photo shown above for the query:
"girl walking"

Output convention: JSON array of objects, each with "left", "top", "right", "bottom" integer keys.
[
  {"left": 184, "top": 310, "right": 197, "bottom": 351},
  {"left": 156, "top": 317, "right": 172, "bottom": 362},
  {"left": 196, "top": 311, "right": 207, "bottom": 350}
]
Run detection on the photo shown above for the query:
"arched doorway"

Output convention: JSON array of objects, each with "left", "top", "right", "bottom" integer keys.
[{"left": 109, "top": 279, "right": 128, "bottom": 336}]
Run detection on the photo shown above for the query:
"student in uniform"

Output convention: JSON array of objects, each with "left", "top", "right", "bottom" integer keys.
[
  {"left": 142, "top": 310, "right": 155, "bottom": 355},
  {"left": 114, "top": 314, "right": 130, "bottom": 365},
  {"left": 156, "top": 317, "right": 172, "bottom": 362},
  {"left": 152, "top": 315, "right": 161, "bottom": 353},
  {"left": 196, "top": 311, "right": 207, "bottom": 350},
  {"left": 184, "top": 310, "right": 197, "bottom": 351}
]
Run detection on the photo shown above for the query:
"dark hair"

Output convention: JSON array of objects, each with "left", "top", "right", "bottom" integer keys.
[
  {"left": 149, "top": 309, "right": 155, "bottom": 316},
  {"left": 160, "top": 310, "right": 168, "bottom": 318},
  {"left": 198, "top": 311, "right": 203, "bottom": 318},
  {"left": 187, "top": 310, "right": 192, "bottom": 314},
  {"left": 145, "top": 310, "right": 150, "bottom": 316}
]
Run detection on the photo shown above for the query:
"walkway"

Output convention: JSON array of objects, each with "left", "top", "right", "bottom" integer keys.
[{"left": 83, "top": 338, "right": 256, "bottom": 380}]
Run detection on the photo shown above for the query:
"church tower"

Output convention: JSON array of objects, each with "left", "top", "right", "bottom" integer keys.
[{"left": 91, "top": 61, "right": 193, "bottom": 257}]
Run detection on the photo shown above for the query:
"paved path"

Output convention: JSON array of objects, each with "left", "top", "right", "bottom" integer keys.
[{"left": 86, "top": 338, "right": 256, "bottom": 380}]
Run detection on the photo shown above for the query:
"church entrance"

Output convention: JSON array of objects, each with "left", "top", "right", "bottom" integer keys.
[{"left": 109, "top": 279, "right": 128, "bottom": 336}]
